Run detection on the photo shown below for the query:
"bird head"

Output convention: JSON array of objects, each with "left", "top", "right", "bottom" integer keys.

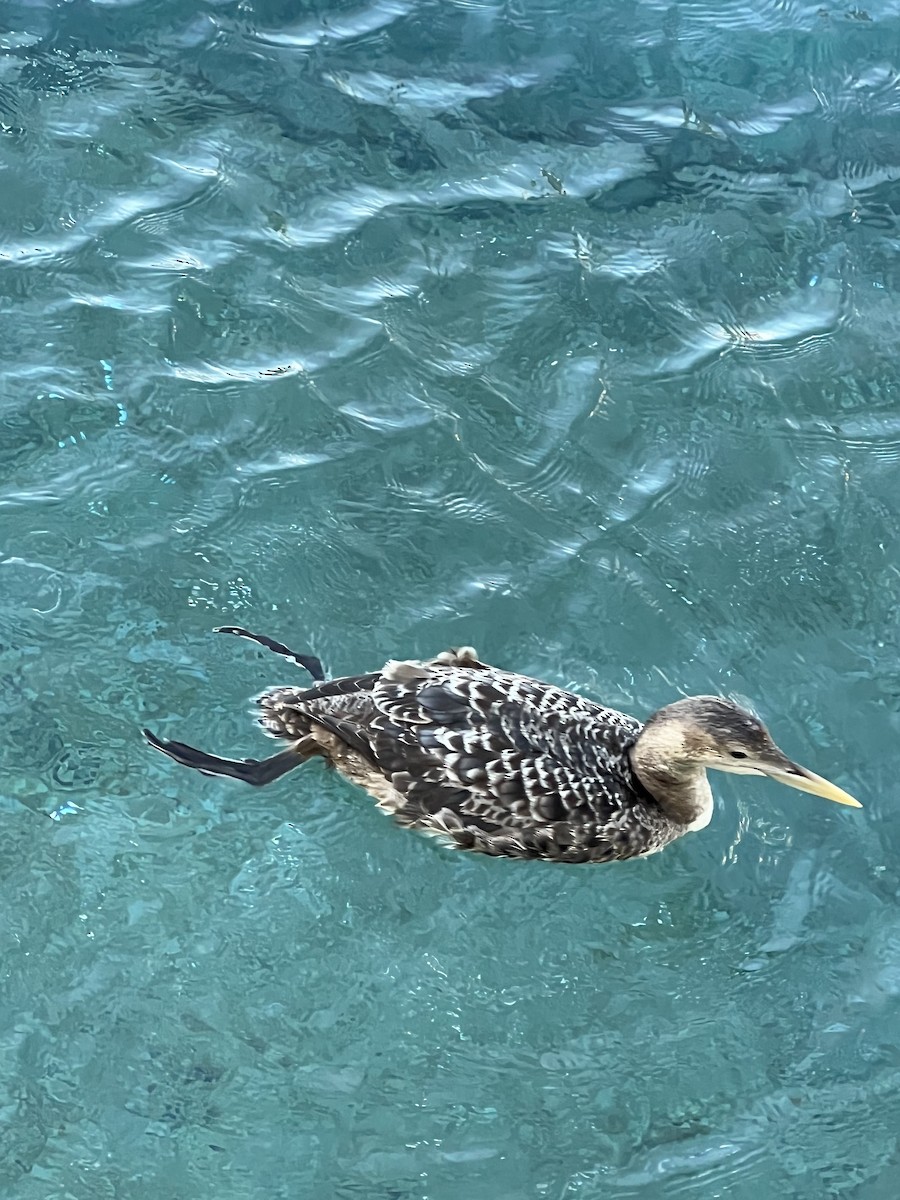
[{"left": 640, "top": 696, "right": 860, "bottom": 808}]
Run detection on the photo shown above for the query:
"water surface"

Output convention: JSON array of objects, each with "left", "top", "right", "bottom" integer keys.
[{"left": 2, "top": 0, "right": 899, "bottom": 1196}]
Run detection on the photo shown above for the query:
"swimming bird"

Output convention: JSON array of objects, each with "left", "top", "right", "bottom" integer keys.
[{"left": 143, "top": 628, "right": 860, "bottom": 863}]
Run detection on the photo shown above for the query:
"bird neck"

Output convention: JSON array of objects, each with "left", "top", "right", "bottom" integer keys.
[{"left": 629, "top": 739, "right": 715, "bottom": 830}]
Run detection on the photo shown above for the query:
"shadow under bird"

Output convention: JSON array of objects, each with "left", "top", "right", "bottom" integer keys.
[{"left": 144, "top": 628, "right": 861, "bottom": 863}]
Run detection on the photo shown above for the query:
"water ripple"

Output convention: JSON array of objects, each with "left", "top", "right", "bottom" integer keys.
[
  {"left": 652, "top": 275, "right": 850, "bottom": 376},
  {"left": 323, "top": 55, "right": 569, "bottom": 113},
  {"left": 246, "top": 0, "right": 418, "bottom": 49},
  {"left": 271, "top": 141, "right": 652, "bottom": 248}
]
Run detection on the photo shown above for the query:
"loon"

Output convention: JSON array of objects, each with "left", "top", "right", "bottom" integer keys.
[{"left": 143, "top": 627, "right": 860, "bottom": 863}]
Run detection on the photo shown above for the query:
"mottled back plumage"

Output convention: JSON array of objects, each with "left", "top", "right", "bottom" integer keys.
[{"left": 257, "top": 647, "right": 679, "bottom": 861}]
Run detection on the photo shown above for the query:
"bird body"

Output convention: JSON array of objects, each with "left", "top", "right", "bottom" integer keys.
[
  {"left": 144, "top": 628, "right": 860, "bottom": 863},
  {"left": 258, "top": 647, "right": 696, "bottom": 862}
]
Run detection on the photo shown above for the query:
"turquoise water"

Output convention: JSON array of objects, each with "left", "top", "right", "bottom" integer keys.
[{"left": 2, "top": 0, "right": 899, "bottom": 1194}]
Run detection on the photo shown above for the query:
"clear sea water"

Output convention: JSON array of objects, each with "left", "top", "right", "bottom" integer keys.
[{"left": 2, "top": 0, "right": 899, "bottom": 1195}]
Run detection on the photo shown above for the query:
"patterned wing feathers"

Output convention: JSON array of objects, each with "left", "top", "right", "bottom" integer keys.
[{"left": 257, "top": 658, "right": 649, "bottom": 860}]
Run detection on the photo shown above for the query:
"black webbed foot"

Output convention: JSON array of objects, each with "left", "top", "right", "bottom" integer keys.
[
  {"left": 142, "top": 728, "right": 305, "bottom": 786},
  {"left": 213, "top": 625, "right": 326, "bottom": 680}
]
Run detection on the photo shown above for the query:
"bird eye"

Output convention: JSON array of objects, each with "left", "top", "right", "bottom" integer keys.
[{"left": 729, "top": 750, "right": 748, "bottom": 759}]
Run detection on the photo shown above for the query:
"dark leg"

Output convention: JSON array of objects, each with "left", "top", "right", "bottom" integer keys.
[
  {"left": 143, "top": 728, "right": 308, "bottom": 786},
  {"left": 213, "top": 626, "right": 326, "bottom": 681}
]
